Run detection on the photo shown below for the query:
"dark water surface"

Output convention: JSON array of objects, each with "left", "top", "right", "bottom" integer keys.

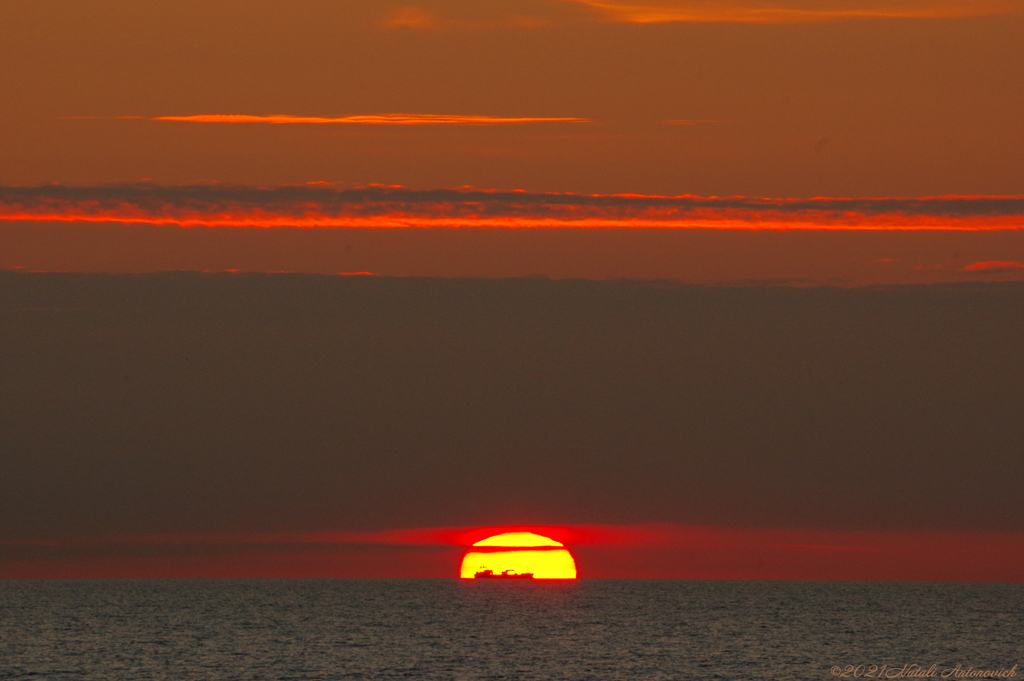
[{"left": 2, "top": 580, "right": 1021, "bottom": 680}]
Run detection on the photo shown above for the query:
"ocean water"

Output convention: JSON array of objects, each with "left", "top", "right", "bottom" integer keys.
[{"left": 1, "top": 580, "right": 1021, "bottom": 680}]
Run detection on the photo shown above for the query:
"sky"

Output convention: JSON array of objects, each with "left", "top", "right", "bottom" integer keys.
[
  {"left": 2, "top": 0, "right": 1024, "bottom": 197},
  {"left": 1, "top": 0, "right": 1023, "bottom": 580}
]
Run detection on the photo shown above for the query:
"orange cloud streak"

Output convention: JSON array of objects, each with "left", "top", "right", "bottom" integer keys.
[
  {"left": 567, "top": 0, "right": 1022, "bottom": 23},
  {"left": 1, "top": 185, "right": 1023, "bottom": 231},
  {"left": 664, "top": 119, "right": 720, "bottom": 125},
  {"left": 150, "top": 114, "right": 592, "bottom": 126},
  {"left": 6, "top": 212, "right": 1022, "bottom": 230}
]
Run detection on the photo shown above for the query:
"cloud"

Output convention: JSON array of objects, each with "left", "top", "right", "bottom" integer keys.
[
  {"left": 1, "top": 184, "right": 1023, "bottom": 230},
  {"left": 563, "top": 0, "right": 1023, "bottom": 23},
  {"left": 7, "top": 524, "right": 1023, "bottom": 579},
  {"left": 377, "top": 2, "right": 580, "bottom": 30},
  {"left": 2, "top": 525, "right": 676, "bottom": 549},
  {"left": 382, "top": 5, "right": 439, "bottom": 28},
  {"left": 663, "top": 119, "right": 720, "bottom": 125},
  {"left": 150, "top": 114, "right": 592, "bottom": 126},
  {"left": 963, "top": 260, "right": 1024, "bottom": 273},
  {"left": 10, "top": 523, "right": 1024, "bottom": 558}
]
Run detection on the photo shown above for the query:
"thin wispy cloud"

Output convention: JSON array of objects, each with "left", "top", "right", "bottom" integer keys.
[
  {"left": 663, "top": 119, "right": 720, "bottom": 125},
  {"left": 379, "top": 3, "right": 570, "bottom": 30},
  {"left": 1, "top": 184, "right": 1023, "bottom": 230},
  {"left": 564, "top": 0, "right": 1022, "bottom": 23},
  {"left": 150, "top": 114, "right": 592, "bottom": 126},
  {"left": 382, "top": 5, "right": 439, "bottom": 28},
  {"left": 9, "top": 524, "right": 1024, "bottom": 560}
]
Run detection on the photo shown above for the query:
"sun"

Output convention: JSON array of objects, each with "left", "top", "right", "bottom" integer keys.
[{"left": 459, "top": 531, "right": 578, "bottom": 579}]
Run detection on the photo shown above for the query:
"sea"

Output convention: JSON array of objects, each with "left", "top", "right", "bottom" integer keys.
[{"left": 1, "top": 580, "right": 1021, "bottom": 680}]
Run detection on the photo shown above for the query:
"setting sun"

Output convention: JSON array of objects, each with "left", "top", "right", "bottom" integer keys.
[{"left": 459, "top": 532, "right": 578, "bottom": 579}]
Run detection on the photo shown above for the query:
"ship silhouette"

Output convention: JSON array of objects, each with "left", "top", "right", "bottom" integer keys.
[{"left": 474, "top": 569, "right": 534, "bottom": 579}]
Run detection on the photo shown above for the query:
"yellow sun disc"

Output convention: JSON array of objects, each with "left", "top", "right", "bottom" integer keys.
[{"left": 460, "top": 532, "right": 577, "bottom": 579}]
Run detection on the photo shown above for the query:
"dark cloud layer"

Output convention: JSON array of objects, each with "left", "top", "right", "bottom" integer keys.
[
  {"left": 2, "top": 273, "right": 1022, "bottom": 547},
  {"left": 2, "top": 184, "right": 1023, "bottom": 227}
]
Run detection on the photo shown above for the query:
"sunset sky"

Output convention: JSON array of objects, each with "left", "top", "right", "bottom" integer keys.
[{"left": 1, "top": 0, "right": 1022, "bottom": 581}]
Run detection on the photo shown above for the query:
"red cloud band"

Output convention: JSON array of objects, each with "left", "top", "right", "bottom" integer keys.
[
  {"left": 6, "top": 524, "right": 1022, "bottom": 580},
  {"left": 963, "top": 260, "right": 1024, "bottom": 273},
  {"left": 2, "top": 184, "right": 1023, "bottom": 231},
  {"left": 9, "top": 523, "right": 1024, "bottom": 550}
]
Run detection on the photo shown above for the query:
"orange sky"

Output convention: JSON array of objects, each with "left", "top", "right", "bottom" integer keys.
[
  {"left": 4, "top": 1, "right": 1023, "bottom": 283},
  {"left": 2, "top": 0, "right": 1023, "bottom": 197},
  {"left": 2, "top": 1, "right": 1024, "bottom": 580},
  {"left": 3, "top": 1, "right": 1022, "bottom": 283}
]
